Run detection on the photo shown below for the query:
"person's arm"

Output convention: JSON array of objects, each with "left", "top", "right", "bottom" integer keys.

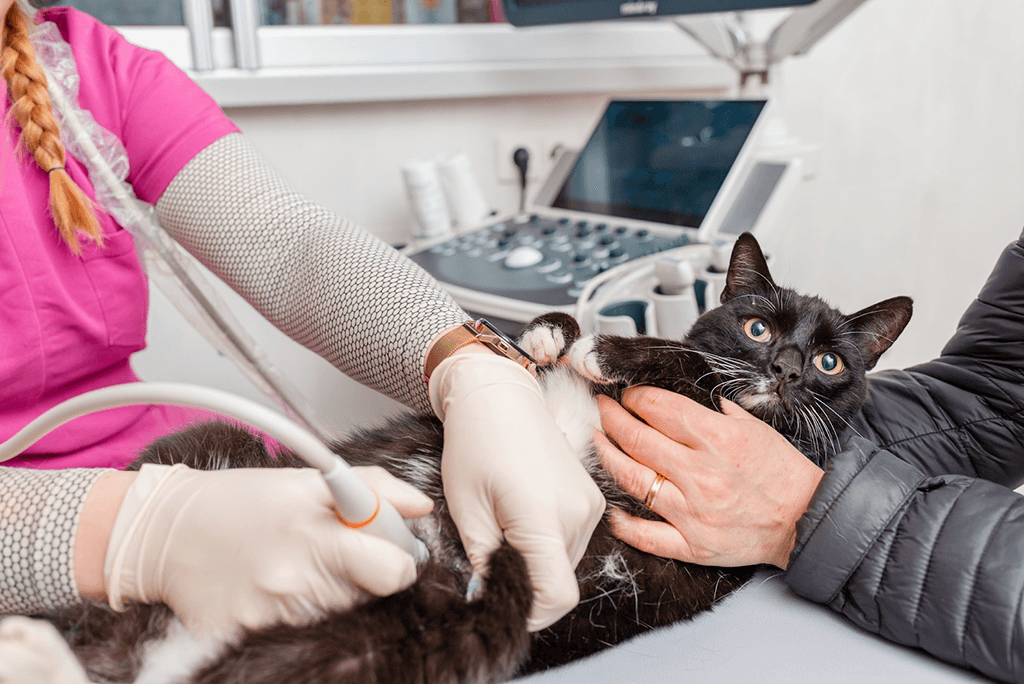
[
  {"left": 784, "top": 435, "right": 1024, "bottom": 683},
  {"left": 154, "top": 133, "right": 465, "bottom": 414},
  {"left": 848, "top": 230, "right": 1024, "bottom": 486},
  {"left": 153, "top": 134, "right": 605, "bottom": 631},
  {"left": 2, "top": 464, "right": 433, "bottom": 636},
  {"left": 0, "top": 468, "right": 110, "bottom": 616},
  {"left": 72, "top": 471, "right": 134, "bottom": 600},
  {"left": 598, "top": 391, "right": 1024, "bottom": 683}
]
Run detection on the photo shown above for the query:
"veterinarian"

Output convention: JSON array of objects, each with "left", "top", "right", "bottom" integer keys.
[
  {"left": 0, "top": 0, "right": 603, "bottom": 637},
  {"left": 598, "top": 230, "right": 1024, "bottom": 682}
]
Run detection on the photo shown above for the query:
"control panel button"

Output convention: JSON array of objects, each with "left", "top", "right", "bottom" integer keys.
[
  {"left": 504, "top": 245, "right": 545, "bottom": 269},
  {"left": 487, "top": 250, "right": 511, "bottom": 262},
  {"left": 536, "top": 258, "right": 564, "bottom": 273},
  {"left": 545, "top": 271, "right": 574, "bottom": 285}
]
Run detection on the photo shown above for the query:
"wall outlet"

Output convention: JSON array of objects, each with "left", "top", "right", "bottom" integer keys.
[{"left": 494, "top": 133, "right": 558, "bottom": 185}]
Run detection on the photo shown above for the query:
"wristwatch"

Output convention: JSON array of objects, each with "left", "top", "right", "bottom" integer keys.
[{"left": 424, "top": 319, "right": 537, "bottom": 381}]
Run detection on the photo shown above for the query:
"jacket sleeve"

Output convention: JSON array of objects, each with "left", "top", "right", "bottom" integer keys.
[
  {"left": 848, "top": 229, "right": 1024, "bottom": 487},
  {"left": 784, "top": 437, "right": 1024, "bottom": 683},
  {"left": 784, "top": 230, "right": 1024, "bottom": 682}
]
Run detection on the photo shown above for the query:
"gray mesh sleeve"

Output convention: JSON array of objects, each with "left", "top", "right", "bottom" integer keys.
[
  {"left": 154, "top": 133, "right": 469, "bottom": 414},
  {"left": 0, "top": 468, "right": 108, "bottom": 615}
]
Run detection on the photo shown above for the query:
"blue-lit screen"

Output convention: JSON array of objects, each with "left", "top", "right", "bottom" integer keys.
[{"left": 552, "top": 100, "right": 766, "bottom": 228}]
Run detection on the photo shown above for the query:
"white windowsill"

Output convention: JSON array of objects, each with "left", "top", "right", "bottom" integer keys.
[
  {"left": 120, "top": 22, "right": 735, "bottom": 107},
  {"left": 191, "top": 57, "right": 733, "bottom": 107}
]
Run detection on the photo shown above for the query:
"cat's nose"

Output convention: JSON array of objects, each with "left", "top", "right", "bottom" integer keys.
[{"left": 771, "top": 348, "right": 803, "bottom": 381}]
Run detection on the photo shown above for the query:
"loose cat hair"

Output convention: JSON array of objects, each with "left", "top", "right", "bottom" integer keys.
[{"left": 39, "top": 232, "right": 912, "bottom": 684}]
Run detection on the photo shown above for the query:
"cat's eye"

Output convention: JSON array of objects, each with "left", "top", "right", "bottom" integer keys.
[
  {"left": 743, "top": 318, "right": 771, "bottom": 342},
  {"left": 814, "top": 352, "right": 845, "bottom": 376}
]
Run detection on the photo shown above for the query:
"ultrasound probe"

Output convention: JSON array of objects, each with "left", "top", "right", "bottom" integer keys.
[{"left": 0, "top": 382, "right": 429, "bottom": 563}]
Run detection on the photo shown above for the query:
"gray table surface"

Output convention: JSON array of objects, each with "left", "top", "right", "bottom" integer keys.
[{"left": 518, "top": 570, "right": 992, "bottom": 683}]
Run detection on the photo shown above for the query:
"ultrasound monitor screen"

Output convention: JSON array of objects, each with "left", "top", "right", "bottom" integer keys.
[{"left": 551, "top": 100, "right": 767, "bottom": 229}]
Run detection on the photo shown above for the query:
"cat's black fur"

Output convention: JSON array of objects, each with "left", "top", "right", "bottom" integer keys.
[{"left": 53, "top": 233, "right": 913, "bottom": 683}]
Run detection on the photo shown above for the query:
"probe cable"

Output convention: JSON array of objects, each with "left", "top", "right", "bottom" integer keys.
[{"left": 0, "top": 382, "right": 428, "bottom": 563}]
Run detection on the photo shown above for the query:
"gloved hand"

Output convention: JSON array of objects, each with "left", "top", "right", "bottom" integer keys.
[
  {"left": 103, "top": 463, "right": 432, "bottom": 636},
  {"left": 430, "top": 351, "right": 606, "bottom": 631}
]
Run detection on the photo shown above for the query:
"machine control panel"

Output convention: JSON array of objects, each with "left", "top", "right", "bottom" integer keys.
[{"left": 406, "top": 213, "right": 693, "bottom": 307}]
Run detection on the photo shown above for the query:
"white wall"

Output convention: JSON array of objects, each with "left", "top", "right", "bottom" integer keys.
[
  {"left": 766, "top": 0, "right": 1024, "bottom": 371},
  {"left": 134, "top": 0, "right": 1024, "bottom": 436}
]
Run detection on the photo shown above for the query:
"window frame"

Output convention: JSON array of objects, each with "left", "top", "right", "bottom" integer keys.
[{"left": 119, "top": 15, "right": 735, "bottom": 107}]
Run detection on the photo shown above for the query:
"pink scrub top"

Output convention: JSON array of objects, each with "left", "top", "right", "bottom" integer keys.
[{"left": 0, "top": 8, "right": 240, "bottom": 470}]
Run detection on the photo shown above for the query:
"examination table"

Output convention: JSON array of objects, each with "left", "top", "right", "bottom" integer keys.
[{"left": 520, "top": 569, "right": 991, "bottom": 683}]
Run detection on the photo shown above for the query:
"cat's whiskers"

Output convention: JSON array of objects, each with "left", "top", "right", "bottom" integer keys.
[
  {"left": 694, "top": 362, "right": 749, "bottom": 384},
  {"left": 691, "top": 351, "right": 762, "bottom": 404},
  {"left": 645, "top": 342, "right": 691, "bottom": 352},
  {"left": 808, "top": 405, "right": 829, "bottom": 457},
  {"left": 693, "top": 350, "right": 757, "bottom": 374},
  {"left": 710, "top": 377, "right": 749, "bottom": 403},
  {"left": 729, "top": 292, "right": 778, "bottom": 313},
  {"left": 805, "top": 402, "right": 840, "bottom": 457},
  {"left": 799, "top": 405, "right": 829, "bottom": 459},
  {"left": 808, "top": 390, "right": 863, "bottom": 440},
  {"left": 838, "top": 326, "right": 898, "bottom": 345}
]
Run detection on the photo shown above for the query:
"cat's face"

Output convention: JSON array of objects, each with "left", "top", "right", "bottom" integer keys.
[{"left": 686, "top": 233, "right": 912, "bottom": 462}]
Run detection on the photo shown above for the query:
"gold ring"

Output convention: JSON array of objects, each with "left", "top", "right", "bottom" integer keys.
[{"left": 643, "top": 473, "right": 666, "bottom": 509}]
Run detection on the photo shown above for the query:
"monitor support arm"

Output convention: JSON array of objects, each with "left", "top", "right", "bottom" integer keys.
[{"left": 673, "top": 0, "right": 869, "bottom": 87}]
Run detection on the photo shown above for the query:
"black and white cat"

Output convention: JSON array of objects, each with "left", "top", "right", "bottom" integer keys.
[{"left": 0, "top": 232, "right": 913, "bottom": 684}]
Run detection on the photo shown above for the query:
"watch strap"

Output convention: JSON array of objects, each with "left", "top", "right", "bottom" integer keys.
[
  {"left": 424, "top": 319, "right": 538, "bottom": 381},
  {"left": 467, "top": 319, "right": 537, "bottom": 376},
  {"left": 423, "top": 324, "right": 480, "bottom": 381}
]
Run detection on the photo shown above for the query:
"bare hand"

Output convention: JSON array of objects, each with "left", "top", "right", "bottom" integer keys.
[{"left": 595, "top": 388, "right": 823, "bottom": 569}]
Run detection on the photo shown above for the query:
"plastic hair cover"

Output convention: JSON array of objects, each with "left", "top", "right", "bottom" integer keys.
[{"left": 28, "top": 19, "right": 333, "bottom": 440}]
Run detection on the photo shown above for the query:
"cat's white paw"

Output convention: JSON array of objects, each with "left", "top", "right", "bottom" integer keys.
[
  {"left": 0, "top": 617, "right": 91, "bottom": 684},
  {"left": 565, "top": 335, "right": 609, "bottom": 383},
  {"left": 518, "top": 324, "right": 565, "bottom": 366}
]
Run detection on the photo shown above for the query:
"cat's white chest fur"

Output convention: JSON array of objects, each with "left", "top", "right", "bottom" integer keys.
[{"left": 537, "top": 365, "right": 602, "bottom": 462}]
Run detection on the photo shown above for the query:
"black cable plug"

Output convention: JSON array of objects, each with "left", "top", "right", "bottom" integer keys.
[{"left": 513, "top": 147, "right": 530, "bottom": 212}]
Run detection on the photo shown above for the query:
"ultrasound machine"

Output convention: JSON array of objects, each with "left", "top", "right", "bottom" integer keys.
[
  {"left": 406, "top": 98, "right": 801, "bottom": 338},
  {"left": 402, "top": 0, "right": 875, "bottom": 341}
]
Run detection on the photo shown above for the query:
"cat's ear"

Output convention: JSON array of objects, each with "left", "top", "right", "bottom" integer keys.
[
  {"left": 846, "top": 296, "right": 914, "bottom": 370},
  {"left": 720, "top": 232, "right": 775, "bottom": 303}
]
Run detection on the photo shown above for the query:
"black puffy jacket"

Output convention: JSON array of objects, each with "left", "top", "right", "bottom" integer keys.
[{"left": 784, "top": 230, "right": 1024, "bottom": 682}]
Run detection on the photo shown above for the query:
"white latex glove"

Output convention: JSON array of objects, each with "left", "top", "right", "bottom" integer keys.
[
  {"left": 103, "top": 463, "right": 432, "bottom": 637},
  {"left": 431, "top": 352, "right": 606, "bottom": 631}
]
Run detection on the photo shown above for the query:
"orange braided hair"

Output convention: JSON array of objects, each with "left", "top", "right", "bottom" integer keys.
[{"left": 1, "top": 3, "right": 102, "bottom": 254}]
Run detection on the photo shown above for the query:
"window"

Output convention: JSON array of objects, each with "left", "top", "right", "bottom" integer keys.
[
  {"left": 35, "top": 0, "right": 231, "bottom": 26},
  {"left": 37, "top": 0, "right": 732, "bottom": 105},
  {"left": 261, "top": 0, "right": 496, "bottom": 25}
]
